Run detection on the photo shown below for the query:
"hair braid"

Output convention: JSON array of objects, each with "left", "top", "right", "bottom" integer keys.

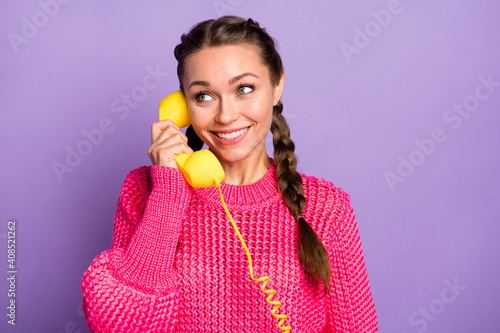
[{"left": 271, "top": 101, "right": 332, "bottom": 295}]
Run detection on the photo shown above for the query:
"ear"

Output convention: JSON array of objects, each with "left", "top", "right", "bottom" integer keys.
[{"left": 273, "top": 72, "right": 285, "bottom": 106}]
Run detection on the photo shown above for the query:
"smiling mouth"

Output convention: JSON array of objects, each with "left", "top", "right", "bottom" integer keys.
[{"left": 213, "top": 127, "right": 250, "bottom": 140}]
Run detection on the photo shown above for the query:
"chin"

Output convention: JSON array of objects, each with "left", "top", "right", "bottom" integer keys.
[{"left": 209, "top": 149, "right": 252, "bottom": 165}]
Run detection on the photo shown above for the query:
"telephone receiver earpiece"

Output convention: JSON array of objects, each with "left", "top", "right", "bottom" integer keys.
[{"left": 159, "top": 91, "right": 225, "bottom": 188}]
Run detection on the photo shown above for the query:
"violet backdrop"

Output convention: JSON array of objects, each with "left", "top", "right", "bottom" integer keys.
[{"left": 1, "top": 1, "right": 499, "bottom": 332}]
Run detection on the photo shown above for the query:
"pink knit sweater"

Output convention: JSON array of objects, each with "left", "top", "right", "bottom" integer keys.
[{"left": 81, "top": 162, "right": 378, "bottom": 332}]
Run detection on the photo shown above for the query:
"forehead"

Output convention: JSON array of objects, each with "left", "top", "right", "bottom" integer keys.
[{"left": 183, "top": 44, "right": 269, "bottom": 87}]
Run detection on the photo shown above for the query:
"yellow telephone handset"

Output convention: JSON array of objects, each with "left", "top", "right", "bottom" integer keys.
[
  {"left": 158, "top": 91, "right": 292, "bottom": 332},
  {"left": 159, "top": 91, "right": 225, "bottom": 188}
]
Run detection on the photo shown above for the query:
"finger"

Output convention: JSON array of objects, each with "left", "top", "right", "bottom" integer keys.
[
  {"left": 160, "top": 141, "right": 194, "bottom": 155},
  {"left": 158, "top": 125, "right": 189, "bottom": 144},
  {"left": 151, "top": 119, "right": 179, "bottom": 144},
  {"left": 150, "top": 127, "right": 188, "bottom": 157},
  {"left": 147, "top": 132, "right": 191, "bottom": 160},
  {"left": 151, "top": 142, "right": 194, "bottom": 167}
]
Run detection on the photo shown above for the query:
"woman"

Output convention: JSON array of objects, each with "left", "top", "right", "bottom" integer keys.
[{"left": 81, "top": 15, "right": 378, "bottom": 332}]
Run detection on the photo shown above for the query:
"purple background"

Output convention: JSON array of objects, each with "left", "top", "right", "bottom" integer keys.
[{"left": 1, "top": 1, "right": 499, "bottom": 332}]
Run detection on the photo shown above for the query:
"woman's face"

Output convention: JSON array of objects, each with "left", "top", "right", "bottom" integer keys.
[{"left": 182, "top": 43, "right": 284, "bottom": 165}]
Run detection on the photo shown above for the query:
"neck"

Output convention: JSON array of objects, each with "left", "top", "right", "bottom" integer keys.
[{"left": 218, "top": 153, "right": 271, "bottom": 186}]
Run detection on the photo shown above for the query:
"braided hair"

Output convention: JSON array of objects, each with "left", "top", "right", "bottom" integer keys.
[{"left": 174, "top": 15, "right": 332, "bottom": 293}]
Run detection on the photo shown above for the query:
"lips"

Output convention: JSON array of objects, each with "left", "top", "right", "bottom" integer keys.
[
  {"left": 211, "top": 126, "right": 250, "bottom": 145},
  {"left": 214, "top": 127, "right": 249, "bottom": 140}
]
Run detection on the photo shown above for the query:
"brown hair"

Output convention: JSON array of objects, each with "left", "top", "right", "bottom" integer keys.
[{"left": 174, "top": 15, "right": 332, "bottom": 293}]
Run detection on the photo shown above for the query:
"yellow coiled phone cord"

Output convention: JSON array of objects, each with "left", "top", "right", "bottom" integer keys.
[{"left": 215, "top": 180, "right": 292, "bottom": 332}]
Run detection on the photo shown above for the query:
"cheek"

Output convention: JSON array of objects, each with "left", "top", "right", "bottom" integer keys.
[
  {"left": 189, "top": 109, "right": 211, "bottom": 135},
  {"left": 249, "top": 99, "right": 273, "bottom": 125}
]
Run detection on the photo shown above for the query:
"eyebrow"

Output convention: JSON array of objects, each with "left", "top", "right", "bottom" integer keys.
[{"left": 188, "top": 72, "right": 259, "bottom": 90}]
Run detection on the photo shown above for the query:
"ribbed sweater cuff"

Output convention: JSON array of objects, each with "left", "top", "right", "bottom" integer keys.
[{"left": 112, "top": 166, "right": 191, "bottom": 294}]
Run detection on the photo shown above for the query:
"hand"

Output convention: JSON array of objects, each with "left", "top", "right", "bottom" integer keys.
[{"left": 147, "top": 120, "right": 194, "bottom": 168}]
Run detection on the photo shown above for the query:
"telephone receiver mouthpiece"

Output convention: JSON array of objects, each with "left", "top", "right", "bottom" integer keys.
[{"left": 176, "top": 151, "right": 225, "bottom": 188}]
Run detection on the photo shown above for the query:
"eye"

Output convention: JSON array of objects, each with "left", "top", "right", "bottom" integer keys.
[
  {"left": 195, "top": 92, "right": 213, "bottom": 102},
  {"left": 237, "top": 85, "right": 254, "bottom": 95}
]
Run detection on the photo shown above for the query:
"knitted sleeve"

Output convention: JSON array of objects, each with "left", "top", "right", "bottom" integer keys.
[
  {"left": 324, "top": 188, "right": 378, "bottom": 332},
  {"left": 81, "top": 165, "right": 192, "bottom": 332}
]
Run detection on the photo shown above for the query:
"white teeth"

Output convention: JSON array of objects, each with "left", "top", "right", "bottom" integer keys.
[{"left": 216, "top": 127, "right": 248, "bottom": 140}]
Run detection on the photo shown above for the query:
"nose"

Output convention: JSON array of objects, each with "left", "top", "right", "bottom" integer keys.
[{"left": 214, "top": 97, "right": 239, "bottom": 124}]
